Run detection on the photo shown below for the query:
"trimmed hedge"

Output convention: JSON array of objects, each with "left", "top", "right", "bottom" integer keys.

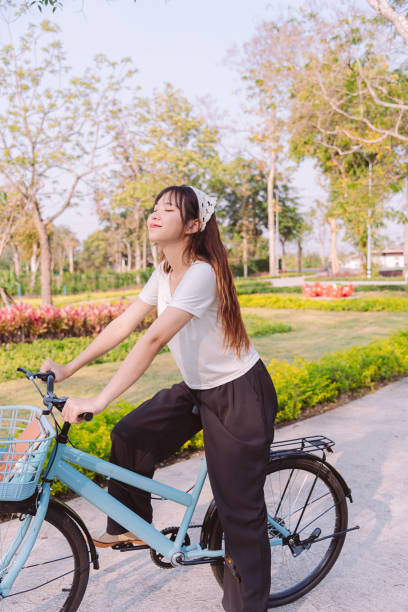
[
  {"left": 1, "top": 314, "right": 288, "bottom": 382},
  {"left": 269, "top": 328, "right": 408, "bottom": 422},
  {"left": 49, "top": 327, "right": 408, "bottom": 496},
  {"left": 238, "top": 293, "right": 408, "bottom": 312}
]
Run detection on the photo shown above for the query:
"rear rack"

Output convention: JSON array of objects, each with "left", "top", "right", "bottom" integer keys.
[{"left": 270, "top": 435, "right": 335, "bottom": 457}]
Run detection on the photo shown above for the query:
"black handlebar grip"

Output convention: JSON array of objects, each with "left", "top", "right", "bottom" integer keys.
[
  {"left": 17, "top": 367, "right": 31, "bottom": 376},
  {"left": 79, "top": 412, "right": 93, "bottom": 422},
  {"left": 46, "top": 371, "right": 55, "bottom": 396}
]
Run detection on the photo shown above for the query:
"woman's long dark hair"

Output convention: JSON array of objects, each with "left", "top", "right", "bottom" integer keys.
[{"left": 154, "top": 185, "right": 250, "bottom": 358}]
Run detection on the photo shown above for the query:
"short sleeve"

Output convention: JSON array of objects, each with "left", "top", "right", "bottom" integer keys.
[
  {"left": 138, "top": 268, "right": 158, "bottom": 306},
  {"left": 168, "top": 263, "right": 217, "bottom": 318}
]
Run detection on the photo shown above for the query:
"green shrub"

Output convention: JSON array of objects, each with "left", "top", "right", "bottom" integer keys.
[
  {"left": 239, "top": 293, "right": 408, "bottom": 312},
  {"left": 354, "top": 284, "right": 408, "bottom": 293},
  {"left": 235, "top": 280, "right": 301, "bottom": 295},
  {"left": 1, "top": 314, "right": 289, "bottom": 382},
  {"left": 0, "top": 332, "right": 170, "bottom": 382},
  {"left": 49, "top": 327, "right": 408, "bottom": 496},
  {"left": 269, "top": 328, "right": 408, "bottom": 423}
]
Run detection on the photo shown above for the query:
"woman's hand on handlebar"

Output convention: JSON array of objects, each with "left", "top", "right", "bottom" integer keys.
[
  {"left": 40, "top": 359, "right": 70, "bottom": 383},
  {"left": 62, "top": 397, "right": 105, "bottom": 425}
]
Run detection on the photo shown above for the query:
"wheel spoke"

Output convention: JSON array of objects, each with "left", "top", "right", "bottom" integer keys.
[{"left": 210, "top": 455, "right": 348, "bottom": 607}]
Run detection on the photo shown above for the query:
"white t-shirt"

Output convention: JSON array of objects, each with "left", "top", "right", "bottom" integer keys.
[{"left": 138, "top": 260, "right": 260, "bottom": 389}]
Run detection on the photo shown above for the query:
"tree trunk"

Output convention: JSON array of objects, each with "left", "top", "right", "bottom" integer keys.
[
  {"left": 297, "top": 238, "right": 303, "bottom": 273},
  {"left": 267, "top": 111, "right": 276, "bottom": 276},
  {"left": 125, "top": 241, "right": 132, "bottom": 272},
  {"left": 58, "top": 258, "right": 64, "bottom": 285},
  {"left": 404, "top": 181, "right": 408, "bottom": 282},
  {"left": 30, "top": 243, "right": 39, "bottom": 292},
  {"left": 134, "top": 202, "right": 141, "bottom": 271},
  {"left": 67, "top": 246, "right": 74, "bottom": 274},
  {"left": 32, "top": 205, "right": 53, "bottom": 304},
  {"left": 328, "top": 217, "right": 340, "bottom": 276},
  {"left": 135, "top": 239, "right": 141, "bottom": 271},
  {"left": 11, "top": 243, "right": 21, "bottom": 276},
  {"left": 242, "top": 224, "right": 248, "bottom": 278},
  {"left": 142, "top": 223, "right": 147, "bottom": 270},
  {"left": 0, "top": 287, "right": 15, "bottom": 307},
  {"left": 280, "top": 240, "right": 286, "bottom": 272},
  {"left": 151, "top": 242, "right": 158, "bottom": 268}
]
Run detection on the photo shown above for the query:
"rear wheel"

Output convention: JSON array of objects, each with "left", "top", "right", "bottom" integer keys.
[
  {"left": 209, "top": 455, "right": 348, "bottom": 607},
  {"left": 0, "top": 503, "right": 90, "bottom": 611}
]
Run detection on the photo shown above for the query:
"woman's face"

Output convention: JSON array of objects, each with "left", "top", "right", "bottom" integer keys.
[{"left": 148, "top": 193, "right": 199, "bottom": 245}]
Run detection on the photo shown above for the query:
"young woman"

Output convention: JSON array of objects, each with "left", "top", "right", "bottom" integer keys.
[{"left": 41, "top": 184, "right": 278, "bottom": 612}]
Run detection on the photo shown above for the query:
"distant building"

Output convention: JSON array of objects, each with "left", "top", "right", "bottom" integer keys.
[
  {"left": 342, "top": 247, "right": 404, "bottom": 275},
  {"left": 372, "top": 248, "right": 404, "bottom": 270}
]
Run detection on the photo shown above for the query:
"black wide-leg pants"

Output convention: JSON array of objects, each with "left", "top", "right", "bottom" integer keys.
[{"left": 107, "top": 358, "right": 278, "bottom": 612}]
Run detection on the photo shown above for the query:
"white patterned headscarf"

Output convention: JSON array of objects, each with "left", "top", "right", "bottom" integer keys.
[{"left": 189, "top": 186, "right": 217, "bottom": 232}]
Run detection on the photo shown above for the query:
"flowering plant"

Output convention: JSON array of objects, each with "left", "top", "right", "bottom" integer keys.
[{"left": 0, "top": 301, "right": 153, "bottom": 344}]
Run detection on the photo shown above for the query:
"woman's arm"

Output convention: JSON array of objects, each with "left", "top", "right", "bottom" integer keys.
[
  {"left": 41, "top": 297, "right": 156, "bottom": 381},
  {"left": 61, "top": 305, "right": 194, "bottom": 423}
]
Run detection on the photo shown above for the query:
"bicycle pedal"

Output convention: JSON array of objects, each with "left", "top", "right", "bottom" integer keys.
[{"left": 112, "top": 542, "right": 150, "bottom": 552}]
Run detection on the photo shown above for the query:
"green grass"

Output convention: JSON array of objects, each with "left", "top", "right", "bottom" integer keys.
[
  {"left": 1, "top": 308, "right": 407, "bottom": 409},
  {"left": 0, "top": 313, "right": 286, "bottom": 383}
]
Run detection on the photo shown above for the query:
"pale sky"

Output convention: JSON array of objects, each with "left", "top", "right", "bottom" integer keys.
[{"left": 1, "top": 0, "right": 403, "bottom": 253}]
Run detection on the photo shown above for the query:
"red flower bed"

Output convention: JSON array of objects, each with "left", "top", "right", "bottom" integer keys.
[
  {"left": 302, "top": 282, "right": 354, "bottom": 299},
  {"left": 0, "top": 301, "right": 151, "bottom": 344}
]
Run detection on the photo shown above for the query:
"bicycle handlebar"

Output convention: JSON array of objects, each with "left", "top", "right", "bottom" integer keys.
[{"left": 17, "top": 367, "right": 93, "bottom": 422}]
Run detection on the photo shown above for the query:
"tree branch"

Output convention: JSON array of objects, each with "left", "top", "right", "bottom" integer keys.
[{"left": 366, "top": 0, "right": 408, "bottom": 46}]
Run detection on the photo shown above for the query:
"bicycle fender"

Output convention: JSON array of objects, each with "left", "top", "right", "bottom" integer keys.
[
  {"left": 199, "top": 498, "right": 218, "bottom": 549},
  {"left": 48, "top": 498, "right": 100, "bottom": 569},
  {"left": 269, "top": 452, "right": 353, "bottom": 503}
]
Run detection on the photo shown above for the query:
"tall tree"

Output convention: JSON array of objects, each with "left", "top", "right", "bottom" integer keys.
[
  {"left": 221, "top": 157, "right": 267, "bottom": 277},
  {"left": 235, "top": 18, "right": 307, "bottom": 275},
  {"left": 0, "top": 21, "right": 135, "bottom": 303},
  {"left": 274, "top": 183, "right": 305, "bottom": 273},
  {"left": 288, "top": 13, "right": 407, "bottom": 275},
  {"left": 107, "top": 84, "right": 222, "bottom": 270}
]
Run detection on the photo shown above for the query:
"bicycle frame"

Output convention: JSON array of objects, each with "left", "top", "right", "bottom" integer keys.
[{"left": 0, "top": 438, "right": 292, "bottom": 598}]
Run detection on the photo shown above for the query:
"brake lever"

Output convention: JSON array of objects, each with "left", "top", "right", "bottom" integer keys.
[{"left": 43, "top": 395, "right": 93, "bottom": 421}]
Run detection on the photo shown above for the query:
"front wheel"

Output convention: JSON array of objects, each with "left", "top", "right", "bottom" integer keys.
[
  {"left": 0, "top": 503, "right": 90, "bottom": 611},
  {"left": 209, "top": 455, "right": 348, "bottom": 608}
]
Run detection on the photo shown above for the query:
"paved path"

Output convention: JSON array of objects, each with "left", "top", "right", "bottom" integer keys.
[{"left": 68, "top": 377, "right": 408, "bottom": 611}]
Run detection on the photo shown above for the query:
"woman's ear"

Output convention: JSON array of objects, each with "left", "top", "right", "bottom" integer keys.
[{"left": 185, "top": 218, "right": 201, "bottom": 235}]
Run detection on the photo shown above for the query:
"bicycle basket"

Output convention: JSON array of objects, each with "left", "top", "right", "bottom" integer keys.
[{"left": 0, "top": 405, "right": 55, "bottom": 502}]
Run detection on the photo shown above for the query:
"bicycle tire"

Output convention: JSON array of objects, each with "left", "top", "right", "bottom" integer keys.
[
  {"left": 209, "top": 454, "right": 348, "bottom": 608},
  {"left": 0, "top": 503, "right": 90, "bottom": 611}
]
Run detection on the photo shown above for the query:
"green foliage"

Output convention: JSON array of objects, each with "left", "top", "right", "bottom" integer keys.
[
  {"left": 50, "top": 326, "right": 408, "bottom": 495},
  {"left": 354, "top": 284, "right": 408, "bottom": 293},
  {"left": 235, "top": 279, "right": 302, "bottom": 295},
  {"left": 0, "top": 333, "right": 170, "bottom": 382},
  {"left": 269, "top": 328, "right": 408, "bottom": 423},
  {"left": 30, "top": 0, "right": 62, "bottom": 11},
  {"left": 239, "top": 293, "right": 408, "bottom": 312},
  {"left": 8, "top": 269, "right": 153, "bottom": 297},
  {"left": 230, "top": 258, "right": 269, "bottom": 277},
  {"left": 239, "top": 314, "right": 291, "bottom": 337},
  {"left": 0, "top": 312, "right": 287, "bottom": 381}
]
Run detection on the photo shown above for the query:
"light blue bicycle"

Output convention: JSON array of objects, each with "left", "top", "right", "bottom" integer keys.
[{"left": 0, "top": 368, "right": 358, "bottom": 610}]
